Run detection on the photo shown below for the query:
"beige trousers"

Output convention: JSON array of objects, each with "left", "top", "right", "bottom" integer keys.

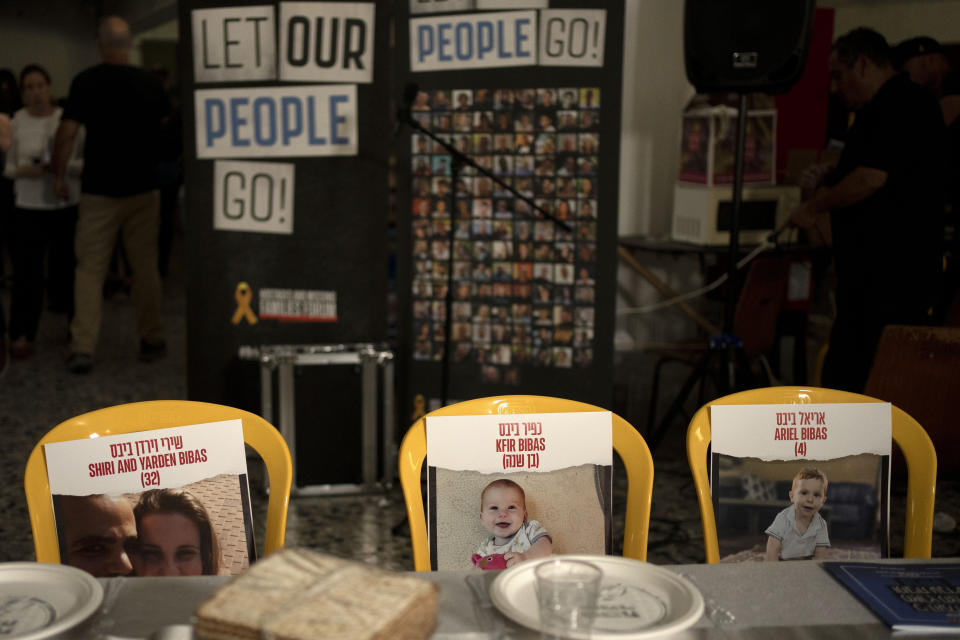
[{"left": 71, "top": 191, "right": 165, "bottom": 354}]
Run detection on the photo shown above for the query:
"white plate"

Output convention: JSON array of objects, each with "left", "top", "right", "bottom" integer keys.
[
  {"left": 0, "top": 563, "right": 103, "bottom": 639},
  {"left": 489, "top": 555, "right": 705, "bottom": 639}
]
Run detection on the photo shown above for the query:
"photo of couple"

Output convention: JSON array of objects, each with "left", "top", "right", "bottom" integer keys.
[{"left": 53, "top": 473, "right": 254, "bottom": 578}]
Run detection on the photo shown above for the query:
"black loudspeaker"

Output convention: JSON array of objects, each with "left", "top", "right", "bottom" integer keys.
[{"left": 684, "top": 0, "right": 815, "bottom": 93}]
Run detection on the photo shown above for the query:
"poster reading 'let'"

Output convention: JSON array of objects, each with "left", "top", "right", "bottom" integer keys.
[
  {"left": 426, "top": 411, "right": 611, "bottom": 571},
  {"left": 710, "top": 403, "right": 892, "bottom": 563}
]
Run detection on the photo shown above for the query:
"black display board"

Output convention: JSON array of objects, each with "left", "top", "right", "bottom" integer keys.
[
  {"left": 178, "top": 0, "right": 391, "bottom": 414},
  {"left": 396, "top": 1, "right": 624, "bottom": 415}
]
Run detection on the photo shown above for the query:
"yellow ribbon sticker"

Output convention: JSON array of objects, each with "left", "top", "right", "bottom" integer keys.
[{"left": 231, "top": 282, "right": 259, "bottom": 325}]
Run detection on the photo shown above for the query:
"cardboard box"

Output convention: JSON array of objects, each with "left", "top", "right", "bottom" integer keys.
[
  {"left": 671, "top": 183, "right": 800, "bottom": 246},
  {"left": 678, "top": 106, "right": 777, "bottom": 186}
]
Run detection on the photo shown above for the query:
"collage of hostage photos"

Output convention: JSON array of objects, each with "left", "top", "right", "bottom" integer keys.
[{"left": 410, "top": 86, "right": 602, "bottom": 384}]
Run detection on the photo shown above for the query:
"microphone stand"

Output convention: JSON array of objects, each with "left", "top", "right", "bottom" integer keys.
[{"left": 398, "top": 109, "right": 574, "bottom": 406}]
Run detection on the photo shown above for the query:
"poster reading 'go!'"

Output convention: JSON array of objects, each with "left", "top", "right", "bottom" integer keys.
[
  {"left": 180, "top": 1, "right": 390, "bottom": 408},
  {"left": 396, "top": 1, "right": 624, "bottom": 416}
]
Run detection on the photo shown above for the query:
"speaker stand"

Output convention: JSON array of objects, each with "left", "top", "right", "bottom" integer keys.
[{"left": 646, "top": 93, "right": 752, "bottom": 450}]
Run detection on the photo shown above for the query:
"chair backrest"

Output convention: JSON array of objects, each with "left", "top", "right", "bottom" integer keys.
[
  {"left": 686, "top": 386, "right": 936, "bottom": 563},
  {"left": 24, "top": 400, "right": 293, "bottom": 564},
  {"left": 865, "top": 325, "right": 960, "bottom": 475},
  {"left": 398, "top": 395, "right": 653, "bottom": 572},
  {"left": 732, "top": 254, "right": 790, "bottom": 358}
]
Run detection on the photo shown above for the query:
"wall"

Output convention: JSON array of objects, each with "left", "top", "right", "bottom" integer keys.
[
  {"left": 618, "top": 0, "right": 695, "bottom": 238},
  {"left": 0, "top": 2, "right": 101, "bottom": 100},
  {"left": 130, "top": 21, "right": 180, "bottom": 69},
  {"left": 614, "top": 0, "right": 960, "bottom": 352},
  {"left": 616, "top": 0, "right": 960, "bottom": 243},
  {"left": 0, "top": 1, "right": 178, "bottom": 100},
  {"left": 830, "top": 0, "right": 960, "bottom": 43}
]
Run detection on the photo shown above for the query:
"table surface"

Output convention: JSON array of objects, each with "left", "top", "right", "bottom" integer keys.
[{"left": 92, "top": 559, "right": 960, "bottom": 639}]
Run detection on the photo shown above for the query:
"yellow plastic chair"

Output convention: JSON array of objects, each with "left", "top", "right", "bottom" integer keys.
[
  {"left": 686, "top": 386, "right": 937, "bottom": 563},
  {"left": 398, "top": 395, "right": 654, "bottom": 571},
  {"left": 24, "top": 400, "right": 293, "bottom": 564}
]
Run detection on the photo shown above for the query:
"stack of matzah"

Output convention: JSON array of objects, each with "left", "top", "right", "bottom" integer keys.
[{"left": 194, "top": 548, "right": 438, "bottom": 640}]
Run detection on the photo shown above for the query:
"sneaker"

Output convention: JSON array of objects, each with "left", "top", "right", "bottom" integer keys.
[
  {"left": 10, "top": 336, "right": 34, "bottom": 359},
  {"left": 67, "top": 352, "right": 94, "bottom": 374},
  {"left": 139, "top": 339, "right": 167, "bottom": 363}
]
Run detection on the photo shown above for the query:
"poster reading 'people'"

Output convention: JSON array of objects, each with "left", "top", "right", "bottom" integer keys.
[
  {"left": 710, "top": 404, "right": 892, "bottom": 562},
  {"left": 44, "top": 420, "right": 255, "bottom": 578},
  {"left": 426, "top": 411, "right": 612, "bottom": 570}
]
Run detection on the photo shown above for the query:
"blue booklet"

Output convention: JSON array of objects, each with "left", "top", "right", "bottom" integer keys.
[{"left": 824, "top": 562, "right": 960, "bottom": 632}]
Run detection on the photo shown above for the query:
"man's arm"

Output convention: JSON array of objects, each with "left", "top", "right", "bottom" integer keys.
[
  {"left": 53, "top": 118, "right": 80, "bottom": 199},
  {"left": 941, "top": 95, "right": 960, "bottom": 127},
  {"left": 0, "top": 113, "right": 11, "bottom": 153},
  {"left": 503, "top": 536, "right": 553, "bottom": 567},
  {"left": 788, "top": 166, "right": 888, "bottom": 230}
]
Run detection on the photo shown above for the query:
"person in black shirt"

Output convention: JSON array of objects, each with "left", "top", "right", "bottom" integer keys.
[
  {"left": 894, "top": 36, "right": 960, "bottom": 320},
  {"left": 53, "top": 16, "right": 169, "bottom": 374},
  {"left": 789, "top": 28, "right": 947, "bottom": 392}
]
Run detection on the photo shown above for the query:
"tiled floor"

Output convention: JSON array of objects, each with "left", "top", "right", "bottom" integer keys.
[{"left": 2, "top": 235, "right": 958, "bottom": 571}]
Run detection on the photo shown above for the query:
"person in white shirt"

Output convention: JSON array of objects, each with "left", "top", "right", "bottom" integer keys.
[{"left": 2, "top": 64, "right": 83, "bottom": 358}]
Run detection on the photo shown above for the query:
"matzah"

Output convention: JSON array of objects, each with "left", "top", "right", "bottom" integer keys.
[{"left": 194, "top": 548, "right": 437, "bottom": 640}]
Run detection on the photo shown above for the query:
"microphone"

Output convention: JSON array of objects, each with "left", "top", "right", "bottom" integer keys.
[{"left": 394, "top": 82, "right": 420, "bottom": 137}]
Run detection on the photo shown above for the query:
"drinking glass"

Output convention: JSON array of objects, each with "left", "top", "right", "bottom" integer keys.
[{"left": 535, "top": 558, "right": 602, "bottom": 638}]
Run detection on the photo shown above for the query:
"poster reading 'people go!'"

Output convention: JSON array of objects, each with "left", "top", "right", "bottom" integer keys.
[
  {"left": 180, "top": 1, "right": 390, "bottom": 408},
  {"left": 396, "top": 1, "right": 624, "bottom": 416}
]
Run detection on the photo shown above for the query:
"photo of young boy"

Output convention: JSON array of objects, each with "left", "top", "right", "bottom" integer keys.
[
  {"left": 764, "top": 467, "right": 830, "bottom": 561},
  {"left": 712, "top": 454, "right": 885, "bottom": 562},
  {"left": 473, "top": 479, "right": 553, "bottom": 569}
]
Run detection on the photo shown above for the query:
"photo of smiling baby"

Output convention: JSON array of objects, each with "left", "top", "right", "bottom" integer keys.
[
  {"left": 431, "top": 463, "right": 608, "bottom": 570},
  {"left": 473, "top": 479, "right": 553, "bottom": 569},
  {"left": 426, "top": 411, "right": 613, "bottom": 571}
]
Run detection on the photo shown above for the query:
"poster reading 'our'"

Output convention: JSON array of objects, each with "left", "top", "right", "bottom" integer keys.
[
  {"left": 426, "top": 411, "right": 612, "bottom": 570},
  {"left": 710, "top": 403, "right": 892, "bottom": 562}
]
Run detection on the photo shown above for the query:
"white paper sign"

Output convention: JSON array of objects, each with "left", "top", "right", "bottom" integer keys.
[
  {"left": 410, "top": 10, "right": 537, "bottom": 72},
  {"left": 44, "top": 420, "right": 248, "bottom": 496},
  {"left": 279, "top": 2, "right": 376, "bottom": 83},
  {"left": 478, "top": 0, "right": 548, "bottom": 8},
  {"left": 192, "top": 6, "right": 276, "bottom": 83},
  {"left": 259, "top": 288, "right": 337, "bottom": 321},
  {"left": 410, "top": 0, "right": 474, "bottom": 14},
  {"left": 539, "top": 9, "right": 606, "bottom": 67},
  {"left": 214, "top": 160, "right": 294, "bottom": 235},
  {"left": 711, "top": 403, "right": 892, "bottom": 461},
  {"left": 426, "top": 412, "right": 611, "bottom": 474},
  {"left": 195, "top": 85, "right": 358, "bottom": 158}
]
